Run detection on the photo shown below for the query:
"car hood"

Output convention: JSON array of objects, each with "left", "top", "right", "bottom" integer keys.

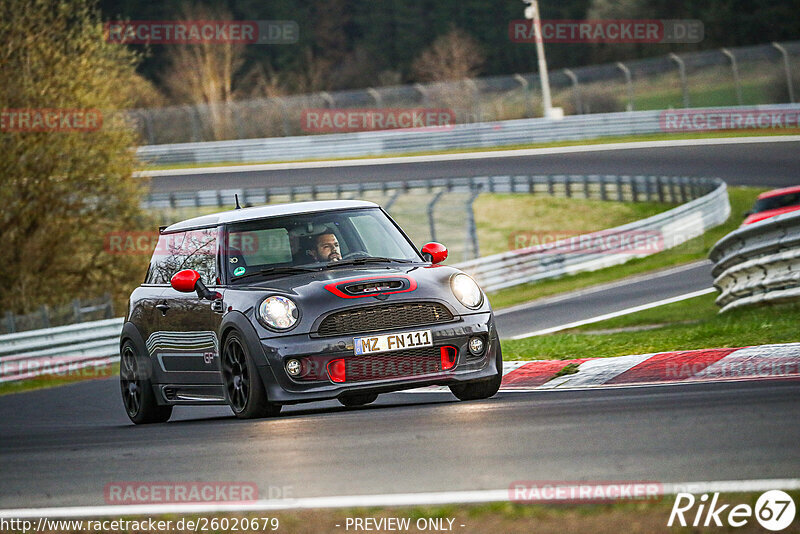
[{"left": 225, "top": 263, "right": 487, "bottom": 336}]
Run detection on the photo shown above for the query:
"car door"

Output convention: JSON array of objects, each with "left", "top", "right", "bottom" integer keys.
[{"left": 151, "top": 227, "right": 225, "bottom": 388}]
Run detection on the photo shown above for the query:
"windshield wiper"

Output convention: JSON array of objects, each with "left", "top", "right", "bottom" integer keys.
[
  {"left": 231, "top": 265, "right": 321, "bottom": 281},
  {"left": 323, "top": 257, "right": 415, "bottom": 269}
]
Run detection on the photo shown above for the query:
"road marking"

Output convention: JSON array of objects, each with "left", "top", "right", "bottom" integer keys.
[
  {"left": 509, "top": 287, "right": 716, "bottom": 340},
  {"left": 2, "top": 479, "right": 799, "bottom": 518},
  {"left": 136, "top": 135, "right": 800, "bottom": 177}
]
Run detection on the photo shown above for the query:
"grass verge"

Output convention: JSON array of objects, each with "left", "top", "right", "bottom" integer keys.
[
  {"left": 487, "top": 186, "right": 764, "bottom": 310},
  {"left": 500, "top": 293, "right": 800, "bottom": 361},
  {"left": 0, "top": 363, "right": 117, "bottom": 397}
]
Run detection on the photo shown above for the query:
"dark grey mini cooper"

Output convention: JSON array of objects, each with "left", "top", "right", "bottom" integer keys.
[{"left": 120, "top": 200, "right": 502, "bottom": 424}]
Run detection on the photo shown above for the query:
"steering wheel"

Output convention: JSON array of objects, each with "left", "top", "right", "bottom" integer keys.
[{"left": 342, "top": 251, "right": 370, "bottom": 260}]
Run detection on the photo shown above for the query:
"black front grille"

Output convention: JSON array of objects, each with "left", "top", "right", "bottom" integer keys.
[
  {"left": 317, "top": 302, "right": 454, "bottom": 337},
  {"left": 345, "top": 347, "right": 443, "bottom": 382}
]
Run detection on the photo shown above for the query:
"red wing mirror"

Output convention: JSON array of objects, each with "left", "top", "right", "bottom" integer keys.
[
  {"left": 421, "top": 242, "right": 448, "bottom": 264},
  {"left": 171, "top": 269, "right": 201, "bottom": 293}
]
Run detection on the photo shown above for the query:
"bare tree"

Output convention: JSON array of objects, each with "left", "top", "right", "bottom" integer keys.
[
  {"left": 411, "top": 28, "right": 485, "bottom": 83},
  {"left": 160, "top": 3, "right": 245, "bottom": 139}
]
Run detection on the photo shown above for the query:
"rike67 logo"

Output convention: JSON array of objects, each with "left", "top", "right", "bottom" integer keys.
[{"left": 669, "top": 490, "right": 796, "bottom": 531}]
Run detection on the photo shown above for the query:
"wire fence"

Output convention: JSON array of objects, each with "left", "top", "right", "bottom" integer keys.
[
  {"left": 144, "top": 174, "right": 713, "bottom": 264},
  {"left": 130, "top": 41, "right": 800, "bottom": 145}
]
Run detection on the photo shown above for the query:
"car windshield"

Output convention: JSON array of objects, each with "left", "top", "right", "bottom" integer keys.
[
  {"left": 752, "top": 192, "right": 800, "bottom": 213},
  {"left": 225, "top": 208, "right": 421, "bottom": 282}
]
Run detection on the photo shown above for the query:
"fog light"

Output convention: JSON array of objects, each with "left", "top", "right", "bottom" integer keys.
[
  {"left": 327, "top": 359, "right": 346, "bottom": 383},
  {"left": 286, "top": 359, "right": 301, "bottom": 376},
  {"left": 468, "top": 337, "right": 485, "bottom": 356},
  {"left": 440, "top": 346, "right": 457, "bottom": 371}
]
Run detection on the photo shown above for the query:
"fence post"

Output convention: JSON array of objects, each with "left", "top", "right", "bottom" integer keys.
[
  {"left": 384, "top": 189, "right": 402, "bottom": 213},
  {"left": 72, "top": 299, "right": 82, "bottom": 323},
  {"left": 104, "top": 293, "right": 114, "bottom": 319},
  {"left": 427, "top": 190, "right": 446, "bottom": 243},
  {"left": 563, "top": 69, "right": 581, "bottom": 114},
  {"left": 721, "top": 48, "right": 743, "bottom": 106},
  {"left": 3, "top": 311, "right": 15, "bottom": 334},
  {"left": 513, "top": 74, "right": 533, "bottom": 118},
  {"left": 669, "top": 53, "right": 690, "bottom": 108},
  {"left": 616, "top": 62, "right": 634, "bottom": 112},
  {"left": 366, "top": 87, "right": 383, "bottom": 108},
  {"left": 465, "top": 186, "right": 482, "bottom": 261},
  {"left": 40, "top": 305, "right": 50, "bottom": 329},
  {"left": 772, "top": 42, "right": 795, "bottom": 103}
]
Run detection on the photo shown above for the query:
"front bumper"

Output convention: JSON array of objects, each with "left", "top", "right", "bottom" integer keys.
[{"left": 254, "top": 312, "right": 499, "bottom": 404}]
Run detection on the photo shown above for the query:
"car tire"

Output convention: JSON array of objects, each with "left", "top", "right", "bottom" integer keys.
[
  {"left": 222, "top": 331, "right": 282, "bottom": 419},
  {"left": 120, "top": 340, "right": 173, "bottom": 424},
  {"left": 338, "top": 393, "right": 379, "bottom": 407},
  {"left": 449, "top": 342, "right": 503, "bottom": 401}
]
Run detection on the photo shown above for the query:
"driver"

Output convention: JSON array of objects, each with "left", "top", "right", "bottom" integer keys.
[{"left": 306, "top": 231, "right": 341, "bottom": 262}]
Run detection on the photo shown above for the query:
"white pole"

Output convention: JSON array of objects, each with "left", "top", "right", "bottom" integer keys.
[{"left": 525, "top": 0, "right": 553, "bottom": 118}]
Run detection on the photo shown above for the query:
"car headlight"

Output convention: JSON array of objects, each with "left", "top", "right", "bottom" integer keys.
[
  {"left": 258, "top": 296, "right": 299, "bottom": 330},
  {"left": 451, "top": 274, "right": 483, "bottom": 309}
]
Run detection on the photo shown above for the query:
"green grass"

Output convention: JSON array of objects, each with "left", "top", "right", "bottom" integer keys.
[
  {"left": 500, "top": 293, "right": 800, "bottom": 361},
  {"left": 474, "top": 195, "right": 669, "bottom": 257},
  {"left": 487, "top": 186, "right": 765, "bottom": 310},
  {"left": 138, "top": 129, "right": 799, "bottom": 170},
  {"left": 0, "top": 363, "right": 118, "bottom": 397}
]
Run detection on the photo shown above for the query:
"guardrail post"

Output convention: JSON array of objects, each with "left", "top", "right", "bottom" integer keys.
[
  {"left": 427, "top": 190, "right": 446, "bottom": 242},
  {"left": 631, "top": 176, "right": 640, "bottom": 202},
  {"left": 615, "top": 176, "right": 624, "bottom": 201},
  {"left": 582, "top": 175, "right": 590, "bottom": 198},
  {"left": 563, "top": 69, "right": 582, "bottom": 114},
  {"left": 616, "top": 62, "right": 634, "bottom": 111},
  {"left": 721, "top": 48, "right": 743, "bottom": 106},
  {"left": 669, "top": 53, "right": 690, "bottom": 108},
  {"left": 657, "top": 177, "right": 666, "bottom": 203},
  {"left": 772, "top": 42, "right": 795, "bottom": 103},
  {"left": 547, "top": 175, "right": 554, "bottom": 196}
]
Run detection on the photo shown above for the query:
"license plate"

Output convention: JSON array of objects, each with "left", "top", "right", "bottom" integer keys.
[{"left": 354, "top": 329, "right": 432, "bottom": 355}]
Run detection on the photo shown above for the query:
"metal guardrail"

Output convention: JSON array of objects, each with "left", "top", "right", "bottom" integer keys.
[
  {"left": 456, "top": 177, "right": 729, "bottom": 291},
  {"left": 3, "top": 175, "right": 730, "bottom": 381},
  {"left": 709, "top": 210, "right": 800, "bottom": 313},
  {"left": 136, "top": 104, "right": 800, "bottom": 165},
  {"left": 0, "top": 318, "right": 122, "bottom": 383}
]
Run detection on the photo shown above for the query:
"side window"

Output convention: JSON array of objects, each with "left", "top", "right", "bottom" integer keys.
[{"left": 146, "top": 229, "right": 217, "bottom": 285}]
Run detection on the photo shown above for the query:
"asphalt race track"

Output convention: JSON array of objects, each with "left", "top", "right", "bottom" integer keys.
[
  {"left": 1, "top": 378, "right": 798, "bottom": 509},
  {"left": 495, "top": 261, "right": 713, "bottom": 339},
  {"left": 1, "top": 138, "right": 799, "bottom": 512},
  {"left": 146, "top": 139, "right": 800, "bottom": 193}
]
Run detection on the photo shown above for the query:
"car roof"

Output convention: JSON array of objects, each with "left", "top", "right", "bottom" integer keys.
[
  {"left": 161, "top": 200, "right": 380, "bottom": 233},
  {"left": 758, "top": 185, "right": 800, "bottom": 199}
]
